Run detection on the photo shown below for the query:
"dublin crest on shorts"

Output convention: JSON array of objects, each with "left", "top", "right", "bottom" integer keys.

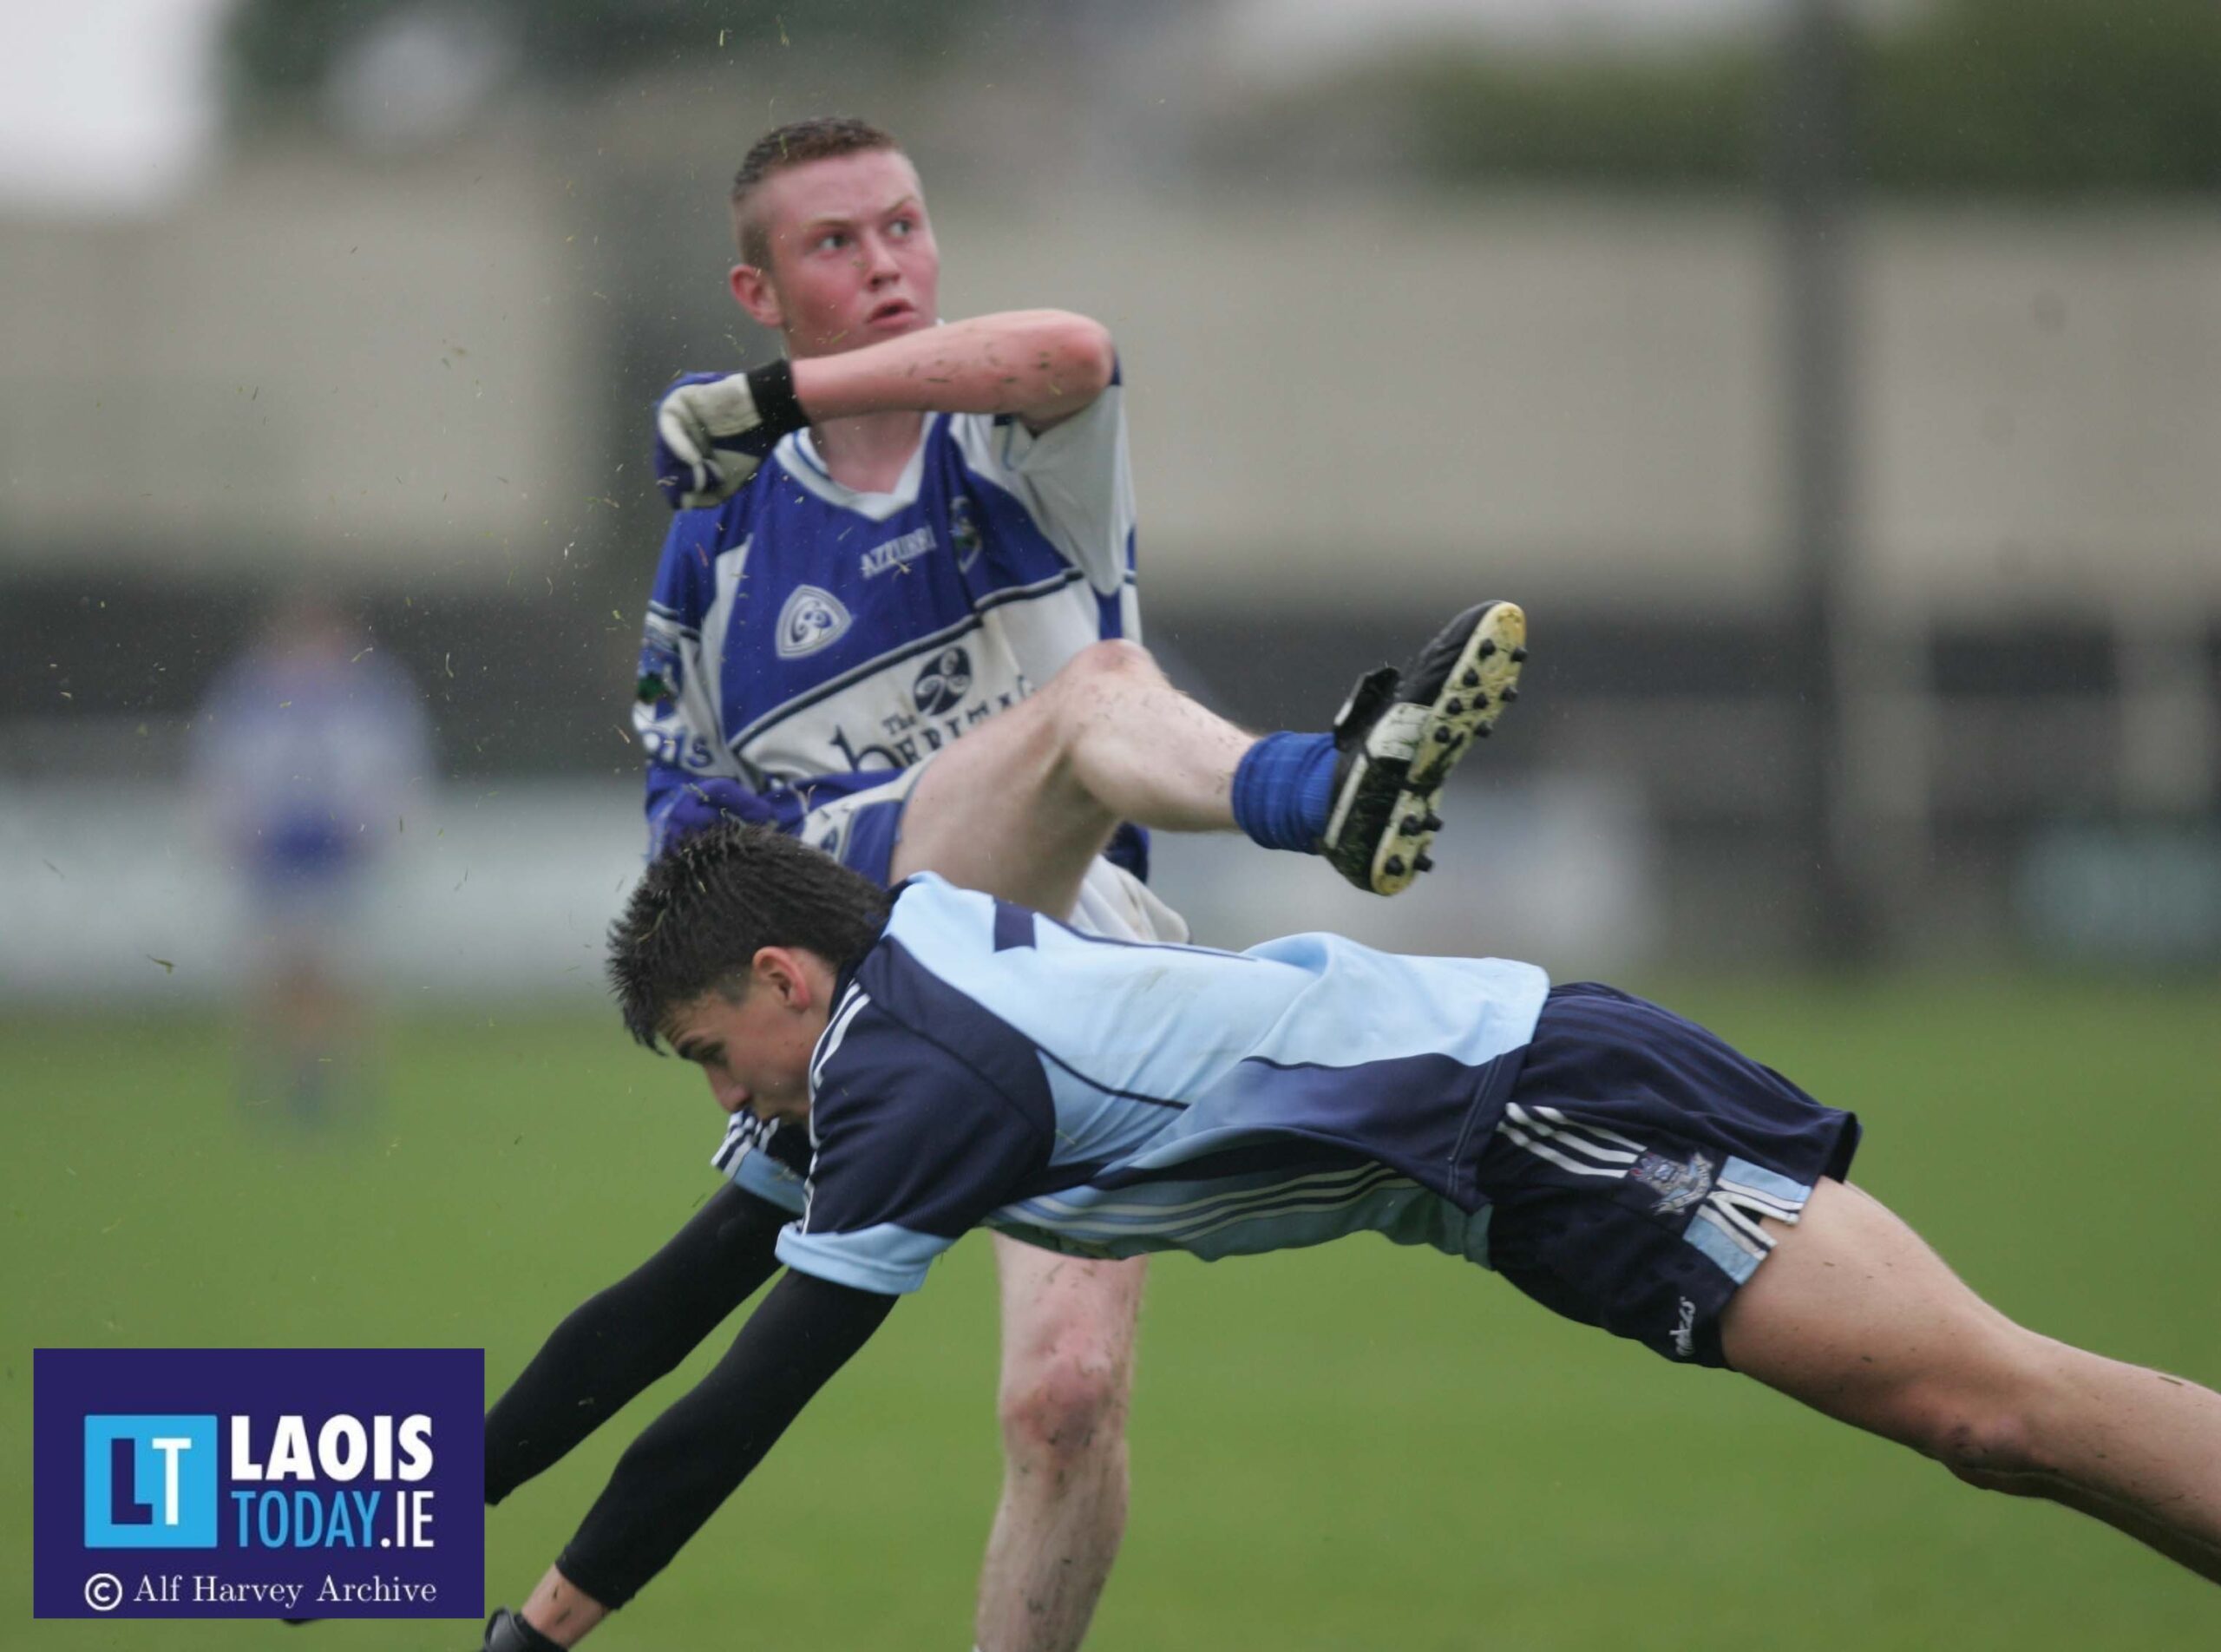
[{"left": 1629, "top": 1148, "right": 1715, "bottom": 1215}]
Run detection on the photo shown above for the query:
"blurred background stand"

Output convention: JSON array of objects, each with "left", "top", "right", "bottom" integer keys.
[{"left": 2, "top": 0, "right": 2218, "bottom": 1001}]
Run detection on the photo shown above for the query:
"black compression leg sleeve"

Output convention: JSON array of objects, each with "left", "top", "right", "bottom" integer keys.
[
  {"left": 484, "top": 1183, "right": 789, "bottom": 1504},
  {"left": 554, "top": 1270, "right": 895, "bottom": 1608}
]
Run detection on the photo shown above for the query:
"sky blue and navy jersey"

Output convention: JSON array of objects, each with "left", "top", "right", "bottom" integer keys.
[
  {"left": 632, "top": 383, "right": 1137, "bottom": 849},
  {"left": 770, "top": 875, "right": 1551, "bottom": 1295}
]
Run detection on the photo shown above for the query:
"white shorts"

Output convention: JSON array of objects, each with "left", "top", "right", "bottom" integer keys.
[{"left": 795, "top": 763, "right": 1189, "bottom": 945}]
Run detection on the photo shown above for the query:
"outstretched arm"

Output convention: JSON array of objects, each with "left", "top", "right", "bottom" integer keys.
[
  {"left": 655, "top": 310, "right": 1116, "bottom": 508},
  {"left": 481, "top": 1017, "right": 1050, "bottom": 1645},
  {"left": 500, "top": 1269, "right": 897, "bottom": 1645},
  {"left": 793, "top": 309, "right": 1113, "bottom": 432},
  {"left": 484, "top": 1183, "right": 787, "bottom": 1504}
]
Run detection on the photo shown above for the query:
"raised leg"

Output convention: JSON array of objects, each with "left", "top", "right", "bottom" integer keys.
[
  {"left": 1721, "top": 1177, "right": 2221, "bottom": 1583},
  {"left": 974, "top": 1236, "right": 1146, "bottom": 1652},
  {"left": 891, "top": 639, "right": 1253, "bottom": 916},
  {"left": 894, "top": 602, "right": 1530, "bottom": 908}
]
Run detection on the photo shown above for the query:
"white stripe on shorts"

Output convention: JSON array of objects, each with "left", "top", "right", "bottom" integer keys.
[
  {"left": 1526, "top": 1103, "right": 1646, "bottom": 1157},
  {"left": 1501, "top": 1103, "right": 1632, "bottom": 1178},
  {"left": 1703, "top": 1190, "right": 1776, "bottom": 1250},
  {"left": 1717, "top": 1177, "right": 1803, "bottom": 1223}
]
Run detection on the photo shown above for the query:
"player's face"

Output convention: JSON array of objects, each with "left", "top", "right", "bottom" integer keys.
[
  {"left": 736, "top": 149, "right": 940, "bottom": 358},
  {"left": 663, "top": 954, "right": 829, "bottom": 1125}
]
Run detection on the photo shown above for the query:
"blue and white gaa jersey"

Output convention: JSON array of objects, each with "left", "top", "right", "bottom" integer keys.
[
  {"left": 191, "top": 645, "right": 430, "bottom": 884},
  {"left": 632, "top": 379, "right": 1138, "bottom": 844},
  {"left": 770, "top": 875, "right": 1551, "bottom": 1295}
]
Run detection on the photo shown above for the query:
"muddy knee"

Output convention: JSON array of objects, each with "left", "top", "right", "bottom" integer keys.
[{"left": 999, "top": 1349, "right": 1130, "bottom": 1480}]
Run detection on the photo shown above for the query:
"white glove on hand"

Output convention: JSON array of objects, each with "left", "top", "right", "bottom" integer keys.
[{"left": 653, "top": 361, "right": 809, "bottom": 509}]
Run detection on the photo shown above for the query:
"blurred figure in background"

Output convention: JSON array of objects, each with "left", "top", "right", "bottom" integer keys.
[{"left": 189, "top": 592, "right": 431, "bottom": 1124}]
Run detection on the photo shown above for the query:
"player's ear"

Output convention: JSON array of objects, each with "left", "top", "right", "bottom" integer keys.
[
  {"left": 731, "top": 262, "right": 783, "bottom": 330},
  {"left": 750, "top": 946, "right": 809, "bottom": 1011}
]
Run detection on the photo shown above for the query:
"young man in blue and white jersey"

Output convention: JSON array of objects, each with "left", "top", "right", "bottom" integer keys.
[
  {"left": 482, "top": 117, "right": 1524, "bottom": 1652},
  {"left": 647, "top": 115, "right": 1161, "bottom": 1652},
  {"left": 474, "top": 822, "right": 2221, "bottom": 1647}
]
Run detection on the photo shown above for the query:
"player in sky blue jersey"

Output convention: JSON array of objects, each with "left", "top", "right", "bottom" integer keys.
[
  {"left": 472, "top": 823, "right": 2221, "bottom": 1648},
  {"left": 482, "top": 578, "right": 1532, "bottom": 1649},
  {"left": 481, "top": 118, "right": 1531, "bottom": 1652}
]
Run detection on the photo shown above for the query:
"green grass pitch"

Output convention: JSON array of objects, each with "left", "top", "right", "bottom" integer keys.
[{"left": 5, "top": 976, "right": 2219, "bottom": 1649}]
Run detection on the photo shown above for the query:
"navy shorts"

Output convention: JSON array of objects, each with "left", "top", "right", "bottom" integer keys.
[{"left": 1475, "top": 983, "right": 1860, "bottom": 1367}]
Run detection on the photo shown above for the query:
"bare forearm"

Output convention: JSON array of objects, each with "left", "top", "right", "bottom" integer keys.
[{"left": 792, "top": 311, "right": 1113, "bottom": 427}]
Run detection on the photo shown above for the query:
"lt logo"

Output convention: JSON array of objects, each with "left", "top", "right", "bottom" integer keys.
[{"left": 84, "top": 1416, "right": 219, "bottom": 1548}]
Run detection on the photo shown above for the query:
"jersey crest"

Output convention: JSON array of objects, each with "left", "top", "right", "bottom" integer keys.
[
  {"left": 642, "top": 397, "right": 1139, "bottom": 835},
  {"left": 776, "top": 585, "right": 853, "bottom": 659},
  {"left": 949, "top": 494, "right": 983, "bottom": 573}
]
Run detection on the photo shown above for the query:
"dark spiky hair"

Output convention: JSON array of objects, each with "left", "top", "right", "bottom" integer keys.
[
  {"left": 608, "top": 823, "right": 892, "bottom": 1049},
  {"left": 728, "top": 115, "right": 903, "bottom": 266}
]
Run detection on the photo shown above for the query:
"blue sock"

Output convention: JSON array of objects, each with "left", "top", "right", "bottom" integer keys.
[{"left": 1231, "top": 731, "right": 1338, "bottom": 852}]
